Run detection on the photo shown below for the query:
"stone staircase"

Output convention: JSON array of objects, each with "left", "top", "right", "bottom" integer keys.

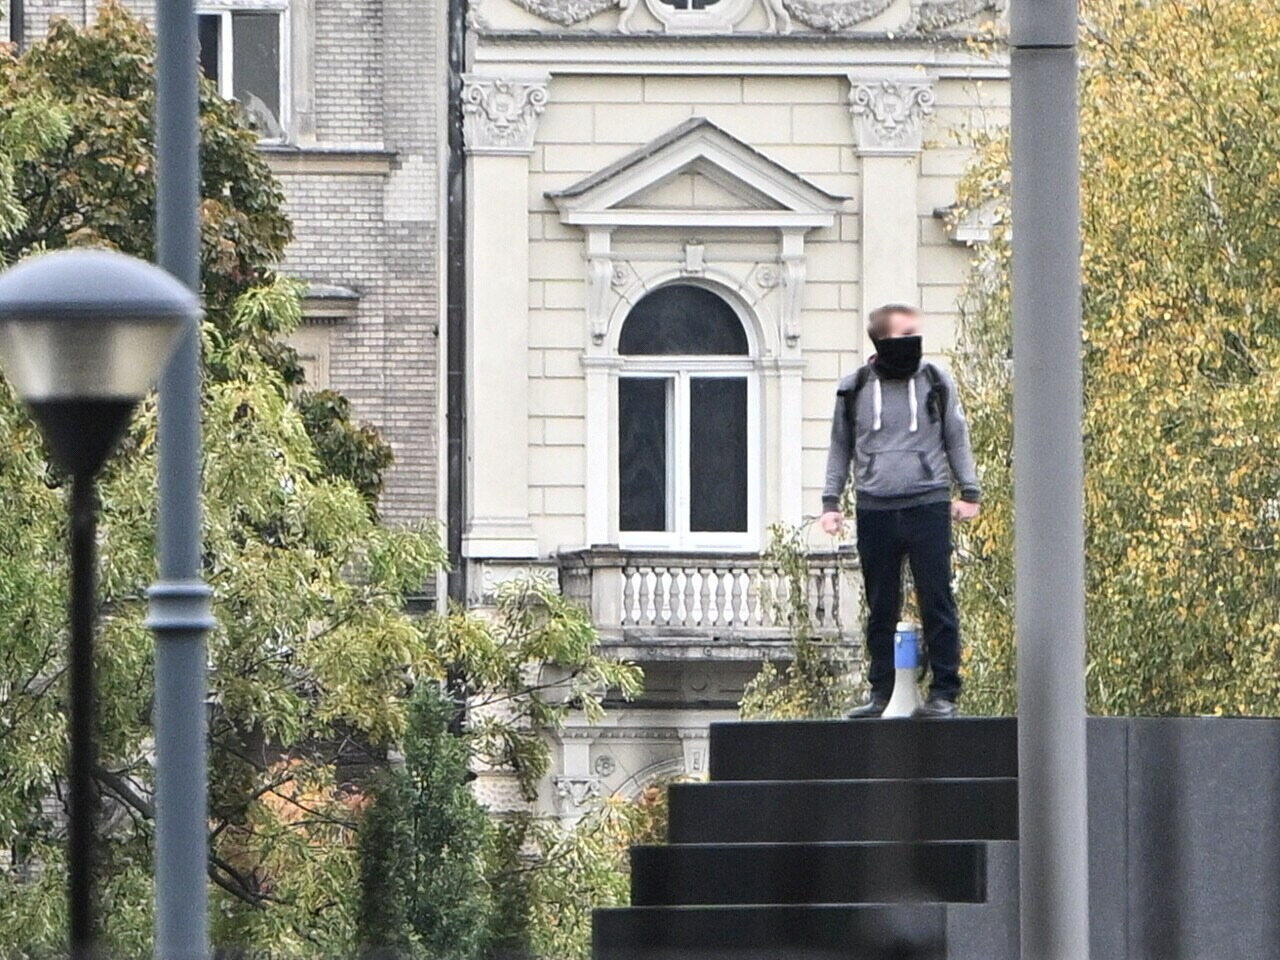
[{"left": 593, "top": 718, "right": 1020, "bottom": 960}]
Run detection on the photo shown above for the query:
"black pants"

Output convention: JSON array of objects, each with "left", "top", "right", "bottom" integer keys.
[{"left": 855, "top": 500, "right": 961, "bottom": 702}]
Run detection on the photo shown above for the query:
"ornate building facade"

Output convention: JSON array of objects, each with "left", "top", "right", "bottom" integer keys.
[
  {"left": 13, "top": 0, "right": 1007, "bottom": 820},
  {"left": 457, "top": 0, "right": 1008, "bottom": 817}
]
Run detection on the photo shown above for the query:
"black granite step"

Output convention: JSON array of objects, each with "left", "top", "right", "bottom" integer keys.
[
  {"left": 708, "top": 718, "right": 1017, "bottom": 782},
  {"left": 668, "top": 778, "right": 1018, "bottom": 844},
  {"left": 630, "top": 841, "right": 987, "bottom": 906},
  {"left": 592, "top": 904, "right": 946, "bottom": 960}
]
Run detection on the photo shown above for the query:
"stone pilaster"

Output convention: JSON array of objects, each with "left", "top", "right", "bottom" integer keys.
[
  {"left": 848, "top": 75, "right": 935, "bottom": 357},
  {"left": 461, "top": 74, "right": 548, "bottom": 560}
]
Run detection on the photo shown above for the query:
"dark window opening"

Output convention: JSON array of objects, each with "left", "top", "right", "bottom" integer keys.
[
  {"left": 690, "top": 377, "right": 747, "bottom": 532},
  {"left": 197, "top": 10, "right": 284, "bottom": 140},
  {"left": 197, "top": 14, "right": 221, "bottom": 84},
  {"left": 619, "top": 285, "right": 749, "bottom": 356},
  {"left": 619, "top": 377, "right": 669, "bottom": 532}
]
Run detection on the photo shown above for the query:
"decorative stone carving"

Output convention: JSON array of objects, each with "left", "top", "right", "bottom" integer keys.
[
  {"left": 678, "top": 729, "right": 709, "bottom": 776},
  {"left": 594, "top": 754, "right": 617, "bottom": 777},
  {"left": 640, "top": 0, "right": 755, "bottom": 33},
  {"left": 780, "top": 0, "right": 893, "bottom": 32},
  {"left": 472, "top": 561, "right": 556, "bottom": 605},
  {"left": 780, "top": 256, "right": 805, "bottom": 347},
  {"left": 681, "top": 242, "right": 706, "bottom": 275},
  {"left": 462, "top": 76, "right": 549, "bottom": 155},
  {"left": 848, "top": 78, "right": 936, "bottom": 156},
  {"left": 753, "top": 263, "right": 780, "bottom": 290},
  {"left": 760, "top": 0, "right": 793, "bottom": 33},
  {"left": 617, "top": 0, "right": 642, "bottom": 32},
  {"left": 587, "top": 256, "right": 613, "bottom": 345},
  {"left": 905, "top": 0, "right": 1004, "bottom": 33},
  {"left": 611, "top": 262, "right": 633, "bottom": 289},
  {"left": 553, "top": 775, "right": 603, "bottom": 808},
  {"left": 506, "top": 0, "right": 616, "bottom": 25},
  {"left": 496, "top": 0, "right": 995, "bottom": 33}
]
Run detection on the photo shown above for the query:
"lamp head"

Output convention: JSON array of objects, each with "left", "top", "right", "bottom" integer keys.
[{"left": 0, "top": 249, "right": 198, "bottom": 476}]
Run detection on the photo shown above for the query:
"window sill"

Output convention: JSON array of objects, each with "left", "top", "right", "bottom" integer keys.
[
  {"left": 301, "top": 283, "right": 361, "bottom": 322},
  {"left": 258, "top": 143, "right": 397, "bottom": 176}
]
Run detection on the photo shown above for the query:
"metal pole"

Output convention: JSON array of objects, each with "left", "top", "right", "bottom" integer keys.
[
  {"left": 149, "top": 0, "right": 215, "bottom": 956},
  {"left": 68, "top": 473, "right": 98, "bottom": 959},
  {"left": 1010, "top": 2, "right": 1091, "bottom": 958},
  {"left": 445, "top": 0, "right": 468, "bottom": 604},
  {"left": 8, "top": 0, "right": 24, "bottom": 50}
]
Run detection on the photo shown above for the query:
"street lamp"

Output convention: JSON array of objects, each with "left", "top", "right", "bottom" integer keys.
[{"left": 0, "top": 248, "right": 196, "bottom": 958}]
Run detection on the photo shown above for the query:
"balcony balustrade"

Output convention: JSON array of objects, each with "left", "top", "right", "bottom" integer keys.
[{"left": 557, "top": 546, "right": 862, "bottom": 660}]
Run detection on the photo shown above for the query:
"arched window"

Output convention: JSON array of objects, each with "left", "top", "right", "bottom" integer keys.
[{"left": 616, "top": 284, "right": 755, "bottom": 546}]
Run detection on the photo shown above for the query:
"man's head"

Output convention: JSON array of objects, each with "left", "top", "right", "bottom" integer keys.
[
  {"left": 867, "top": 302, "right": 922, "bottom": 341},
  {"left": 867, "top": 303, "right": 923, "bottom": 379}
]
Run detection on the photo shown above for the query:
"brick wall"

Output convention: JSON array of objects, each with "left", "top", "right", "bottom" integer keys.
[{"left": 17, "top": 0, "right": 443, "bottom": 527}]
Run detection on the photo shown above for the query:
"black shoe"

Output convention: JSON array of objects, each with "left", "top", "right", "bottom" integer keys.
[
  {"left": 846, "top": 696, "right": 889, "bottom": 719},
  {"left": 913, "top": 696, "right": 958, "bottom": 719}
]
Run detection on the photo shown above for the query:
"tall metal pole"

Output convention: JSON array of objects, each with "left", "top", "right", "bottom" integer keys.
[
  {"left": 68, "top": 473, "right": 98, "bottom": 959},
  {"left": 1010, "top": 1, "right": 1091, "bottom": 958},
  {"left": 148, "top": 0, "right": 215, "bottom": 956}
]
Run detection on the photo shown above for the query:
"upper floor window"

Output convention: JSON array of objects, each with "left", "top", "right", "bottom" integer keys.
[
  {"left": 198, "top": 5, "right": 287, "bottom": 141},
  {"left": 616, "top": 284, "right": 757, "bottom": 549}
]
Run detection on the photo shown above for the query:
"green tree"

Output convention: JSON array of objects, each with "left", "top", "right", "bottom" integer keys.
[
  {"left": 0, "top": 8, "right": 544, "bottom": 956},
  {"left": 0, "top": 7, "right": 646, "bottom": 956},
  {"left": 0, "top": 2, "right": 392, "bottom": 500},
  {"left": 482, "top": 791, "right": 665, "bottom": 960},
  {"left": 358, "top": 684, "right": 493, "bottom": 960},
  {"left": 951, "top": 0, "right": 1280, "bottom": 716},
  {"left": 739, "top": 522, "right": 857, "bottom": 720}
]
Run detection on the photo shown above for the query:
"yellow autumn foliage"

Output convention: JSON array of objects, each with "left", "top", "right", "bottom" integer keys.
[{"left": 953, "top": 0, "right": 1280, "bottom": 716}]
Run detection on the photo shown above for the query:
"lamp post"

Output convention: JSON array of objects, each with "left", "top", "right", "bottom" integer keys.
[
  {"left": 151, "top": 0, "right": 213, "bottom": 951},
  {"left": 0, "top": 248, "right": 195, "bottom": 958}
]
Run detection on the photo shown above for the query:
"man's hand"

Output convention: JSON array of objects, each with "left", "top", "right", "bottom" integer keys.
[
  {"left": 951, "top": 499, "right": 980, "bottom": 522},
  {"left": 820, "top": 511, "right": 845, "bottom": 536}
]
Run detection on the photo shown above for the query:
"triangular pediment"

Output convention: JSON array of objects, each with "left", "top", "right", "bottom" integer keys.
[{"left": 547, "top": 117, "right": 846, "bottom": 230}]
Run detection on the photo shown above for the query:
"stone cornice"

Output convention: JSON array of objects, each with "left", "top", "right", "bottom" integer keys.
[{"left": 469, "top": 34, "right": 1008, "bottom": 78}]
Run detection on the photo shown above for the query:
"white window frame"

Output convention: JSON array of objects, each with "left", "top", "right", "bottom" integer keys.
[
  {"left": 616, "top": 355, "right": 761, "bottom": 553},
  {"left": 198, "top": 1, "right": 291, "bottom": 143},
  {"left": 639, "top": 0, "right": 754, "bottom": 33}
]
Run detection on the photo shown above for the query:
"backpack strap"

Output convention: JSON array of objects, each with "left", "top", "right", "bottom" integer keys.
[
  {"left": 835, "top": 365, "right": 872, "bottom": 451},
  {"left": 921, "top": 362, "right": 948, "bottom": 425},
  {"left": 836, "top": 363, "right": 948, "bottom": 446}
]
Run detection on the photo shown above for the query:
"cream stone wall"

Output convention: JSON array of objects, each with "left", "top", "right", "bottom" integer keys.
[
  {"left": 463, "top": 4, "right": 1010, "bottom": 815},
  {"left": 518, "top": 71, "right": 1006, "bottom": 555}
]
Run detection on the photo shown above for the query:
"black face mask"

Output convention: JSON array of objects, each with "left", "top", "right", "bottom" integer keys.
[{"left": 871, "top": 334, "right": 923, "bottom": 379}]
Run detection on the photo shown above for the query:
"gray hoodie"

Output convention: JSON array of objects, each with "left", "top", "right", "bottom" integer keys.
[{"left": 821, "top": 362, "right": 981, "bottom": 512}]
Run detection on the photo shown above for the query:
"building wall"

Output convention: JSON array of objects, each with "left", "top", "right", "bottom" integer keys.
[
  {"left": 17, "top": 0, "right": 444, "bottom": 527},
  {"left": 463, "top": 0, "right": 1010, "bottom": 817},
  {"left": 517, "top": 72, "right": 1005, "bottom": 555}
]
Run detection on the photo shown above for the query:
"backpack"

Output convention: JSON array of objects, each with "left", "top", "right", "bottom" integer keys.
[{"left": 836, "top": 362, "right": 949, "bottom": 450}]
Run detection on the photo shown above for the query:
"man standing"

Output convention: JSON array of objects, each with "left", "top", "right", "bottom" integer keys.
[{"left": 820, "top": 303, "right": 981, "bottom": 718}]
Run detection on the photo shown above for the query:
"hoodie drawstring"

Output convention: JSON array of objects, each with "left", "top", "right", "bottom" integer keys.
[{"left": 871, "top": 375, "right": 918, "bottom": 432}]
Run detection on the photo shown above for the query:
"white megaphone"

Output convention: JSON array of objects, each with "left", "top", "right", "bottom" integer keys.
[{"left": 881, "top": 621, "right": 924, "bottom": 718}]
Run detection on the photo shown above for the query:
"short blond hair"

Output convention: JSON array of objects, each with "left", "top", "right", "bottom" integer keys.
[{"left": 867, "top": 303, "right": 920, "bottom": 340}]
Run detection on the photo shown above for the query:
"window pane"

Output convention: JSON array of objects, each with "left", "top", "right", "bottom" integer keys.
[
  {"left": 619, "top": 284, "right": 749, "bottom": 356},
  {"left": 231, "top": 11, "right": 283, "bottom": 139},
  {"left": 619, "top": 378, "right": 669, "bottom": 532},
  {"left": 197, "top": 14, "right": 221, "bottom": 85},
  {"left": 689, "top": 377, "right": 747, "bottom": 533}
]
